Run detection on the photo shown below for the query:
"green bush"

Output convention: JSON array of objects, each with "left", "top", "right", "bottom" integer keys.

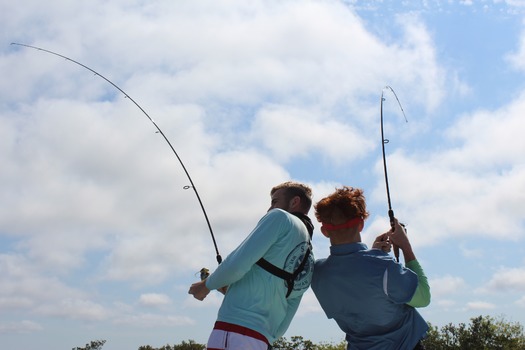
[
  {"left": 72, "top": 340, "right": 106, "bottom": 350},
  {"left": 137, "top": 339, "right": 205, "bottom": 350},
  {"left": 422, "top": 315, "right": 525, "bottom": 350}
]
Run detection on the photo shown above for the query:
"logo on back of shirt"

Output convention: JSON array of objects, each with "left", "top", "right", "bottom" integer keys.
[{"left": 284, "top": 242, "right": 313, "bottom": 292}]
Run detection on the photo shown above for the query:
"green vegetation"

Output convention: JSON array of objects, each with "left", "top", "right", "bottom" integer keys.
[
  {"left": 422, "top": 315, "right": 525, "bottom": 349},
  {"left": 73, "top": 315, "right": 525, "bottom": 350},
  {"left": 272, "top": 335, "right": 346, "bottom": 349},
  {"left": 137, "top": 340, "right": 205, "bottom": 350},
  {"left": 72, "top": 340, "right": 106, "bottom": 350}
]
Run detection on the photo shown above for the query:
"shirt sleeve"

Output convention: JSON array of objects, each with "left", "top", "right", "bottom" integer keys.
[
  {"left": 205, "top": 209, "right": 288, "bottom": 290},
  {"left": 405, "top": 259, "right": 431, "bottom": 308}
]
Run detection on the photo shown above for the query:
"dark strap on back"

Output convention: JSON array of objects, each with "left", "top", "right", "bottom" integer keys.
[{"left": 256, "top": 246, "right": 311, "bottom": 297}]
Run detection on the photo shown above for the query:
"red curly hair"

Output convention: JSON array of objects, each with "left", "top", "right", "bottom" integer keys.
[{"left": 314, "top": 186, "right": 369, "bottom": 225}]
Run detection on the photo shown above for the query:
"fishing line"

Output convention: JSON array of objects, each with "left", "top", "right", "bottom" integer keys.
[
  {"left": 380, "top": 85, "right": 407, "bottom": 262},
  {"left": 10, "top": 42, "right": 222, "bottom": 265}
]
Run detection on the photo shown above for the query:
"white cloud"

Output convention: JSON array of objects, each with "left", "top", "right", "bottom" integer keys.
[
  {"left": 138, "top": 293, "right": 172, "bottom": 307},
  {"left": 0, "top": 254, "right": 87, "bottom": 311},
  {"left": 36, "top": 299, "right": 110, "bottom": 321},
  {"left": 506, "top": 20, "right": 525, "bottom": 70},
  {"left": 114, "top": 313, "right": 195, "bottom": 328},
  {"left": 460, "top": 0, "right": 474, "bottom": 6},
  {"left": 392, "top": 13, "right": 446, "bottom": 112},
  {"left": 436, "top": 299, "right": 457, "bottom": 308},
  {"left": 466, "top": 301, "right": 496, "bottom": 311},
  {"left": 516, "top": 295, "right": 525, "bottom": 307},
  {"left": 0, "top": 320, "right": 43, "bottom": 334},
  {"left": 252, "top": 106, "right": 375, "bottom": 164},
  {"left": 485, "top": 267, "right": 525, "bottom": 292},
  {"left": 460, "top": 244, "right": 484, "bottom": 259},
  {"left": 429, "top": 275, "right": 467, "bottom": 298}
]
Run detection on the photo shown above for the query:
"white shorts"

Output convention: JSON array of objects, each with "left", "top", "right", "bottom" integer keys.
[{"left": 207, "top": 322, "right": 269, "bottom": 350}]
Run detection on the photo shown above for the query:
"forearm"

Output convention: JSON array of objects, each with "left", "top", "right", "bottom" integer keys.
[
  {"left": 402, "top": 245, "right": 416, "bottom": 263},
  {"left": 406, "top": 259, "right": 431, "bottom": 308}
]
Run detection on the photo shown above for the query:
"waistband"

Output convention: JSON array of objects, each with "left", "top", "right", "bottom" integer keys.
[{"left": 213, "top": 321, "right": 269, "bottom": 345}]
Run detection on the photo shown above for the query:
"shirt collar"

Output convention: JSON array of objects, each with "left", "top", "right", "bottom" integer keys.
[{"left": 330, "top": 242, "right": 368, "bottom": 255}]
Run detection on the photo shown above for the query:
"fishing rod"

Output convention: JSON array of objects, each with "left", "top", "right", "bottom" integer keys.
[
  {"left": 380, "top": 85, "right": 407, "bottom": 262},
  {"left": 10, "top": 42, "right": 222, "bottom": 265}
]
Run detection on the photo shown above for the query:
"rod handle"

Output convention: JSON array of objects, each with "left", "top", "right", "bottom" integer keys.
[{"left": 388, "top": 210, "right": 400, "bottom": 262}]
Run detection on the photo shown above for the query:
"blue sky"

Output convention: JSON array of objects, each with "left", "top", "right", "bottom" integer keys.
[{"left": 2, "top": 1, "right": 525, "bottom": 349}]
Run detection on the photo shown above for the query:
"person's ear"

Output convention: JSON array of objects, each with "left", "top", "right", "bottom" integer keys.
[
  {"left": 358, "top": 220, "right": 364, "bottom": 233},
  {"left": 290, "top": 196, "right": 300, "bottom": 210},
  {"left": 320, "top": 226, "right": 330, "bottom": 238}
]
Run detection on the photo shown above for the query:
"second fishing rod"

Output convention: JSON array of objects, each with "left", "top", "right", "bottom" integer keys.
[{"left": 380, "top": 85, "right": 408, "bottom": 262}]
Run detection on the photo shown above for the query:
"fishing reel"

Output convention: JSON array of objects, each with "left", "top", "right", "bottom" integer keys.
[
  {"left": 391, "top": 222, "right": 407, "bottom": 263},
  {"left": 197, "top": 267, "right": 210, "bottom": 281}
]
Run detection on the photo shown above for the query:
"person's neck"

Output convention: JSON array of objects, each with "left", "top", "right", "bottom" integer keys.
[{"left": 329, "top": 232, "right": 361, "bottom": 246}]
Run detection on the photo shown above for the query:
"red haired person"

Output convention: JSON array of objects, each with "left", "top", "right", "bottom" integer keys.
[{"left": 312, "top": 186, "right": 430, "bottom": 350}]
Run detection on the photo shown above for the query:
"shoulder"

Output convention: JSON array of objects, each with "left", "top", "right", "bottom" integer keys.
[
  {"left": 251, "top": 209, "right": 295, "bottom": 240},
  {"left": 266, "top": 208, "right": 288, "bottom": 218},
  {"left": 255, "top": 209, "right": 290, "bottom": 227},
  {"left": 314, "top": 257, "right": 328, "bottom": 267},
  {"left": 313, "top": 258, "right": 331, "bottom": 279},
  {"left": 362, "top": 248, "right": 390, "bottom": 258},
  {"left": 262, "top": 209, "right": 296, "bottom": 226}
]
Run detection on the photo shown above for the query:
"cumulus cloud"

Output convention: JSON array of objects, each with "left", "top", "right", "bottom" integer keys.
[
  {"left": 138, "top": 293, "right": 172, "bottom": 307},
  {"left": 466, "top": 301, "right": 496, "bottom": 311},
  {"left": 36, "top": 299, "right": 110, "bottom": 322},
  {"left": 507, "top": 21, "right": 525, "bottom": 71},
  {"left": 0, "top": 320, "right": 43, "bottom": 334},
  {"left": 516, "top": 295, "right": 525, "bottom": 308},
  {"left": 251, "top": 105, "right": 375, "bottom": 164},
  {"left": 435, "top": 299, "right": 457, "bottom": 308},
  {"left": 429, "top": 275, "right": 467, "bottom": 298},
  {"left": 113, "top": 313, "right": 195, "bottom": 328},
  {"left": 0, "top": 253, "right": 88, "bottom": 312},
  {"left": 485, "top": 267, "right": 525, "bottom": 292},
  {"left": 460, "top": 244, "right": 484, "bottom": 259}
]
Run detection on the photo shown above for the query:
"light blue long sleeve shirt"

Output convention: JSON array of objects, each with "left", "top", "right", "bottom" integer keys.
[{"left": 206, "top": 209, "right": 314, "bottom": 343}]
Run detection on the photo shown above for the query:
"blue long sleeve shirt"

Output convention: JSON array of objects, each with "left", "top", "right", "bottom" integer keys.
[{"left": 312, "top": 243, "right": 428, "bottom": 350}]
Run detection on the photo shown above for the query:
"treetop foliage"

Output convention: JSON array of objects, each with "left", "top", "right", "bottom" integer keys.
[
  {"left": 73, "top": 315, "right": 525, "bottom": 350},
  {"left": 72, "top": 340, "right": 106, "bottom": 350},
  {"left": 421, "top": 315, "right": 525, "bottom": 349}
]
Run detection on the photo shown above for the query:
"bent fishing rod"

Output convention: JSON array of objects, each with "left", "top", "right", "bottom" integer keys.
[
  {"left": 380, "top": 85, "right": 407, "bottom": 262},
  {"left": 11, "top": 42, "right": 222, "bottom": 265}
]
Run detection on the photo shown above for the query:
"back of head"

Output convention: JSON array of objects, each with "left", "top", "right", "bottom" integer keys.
[
  {"left": 271, "top": 181, "right": 313, "bottom": 213},
  {"left": 315, "top": 186, "right": 369, "bottom": 225}
]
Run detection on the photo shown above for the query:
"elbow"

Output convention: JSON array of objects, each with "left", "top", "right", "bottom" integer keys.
[
  {"left": 417, "top": 291, "right": 431, "bottom": 308},
  {"left": 407, "top": 290, "right": 431, "bottom": 308}
]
